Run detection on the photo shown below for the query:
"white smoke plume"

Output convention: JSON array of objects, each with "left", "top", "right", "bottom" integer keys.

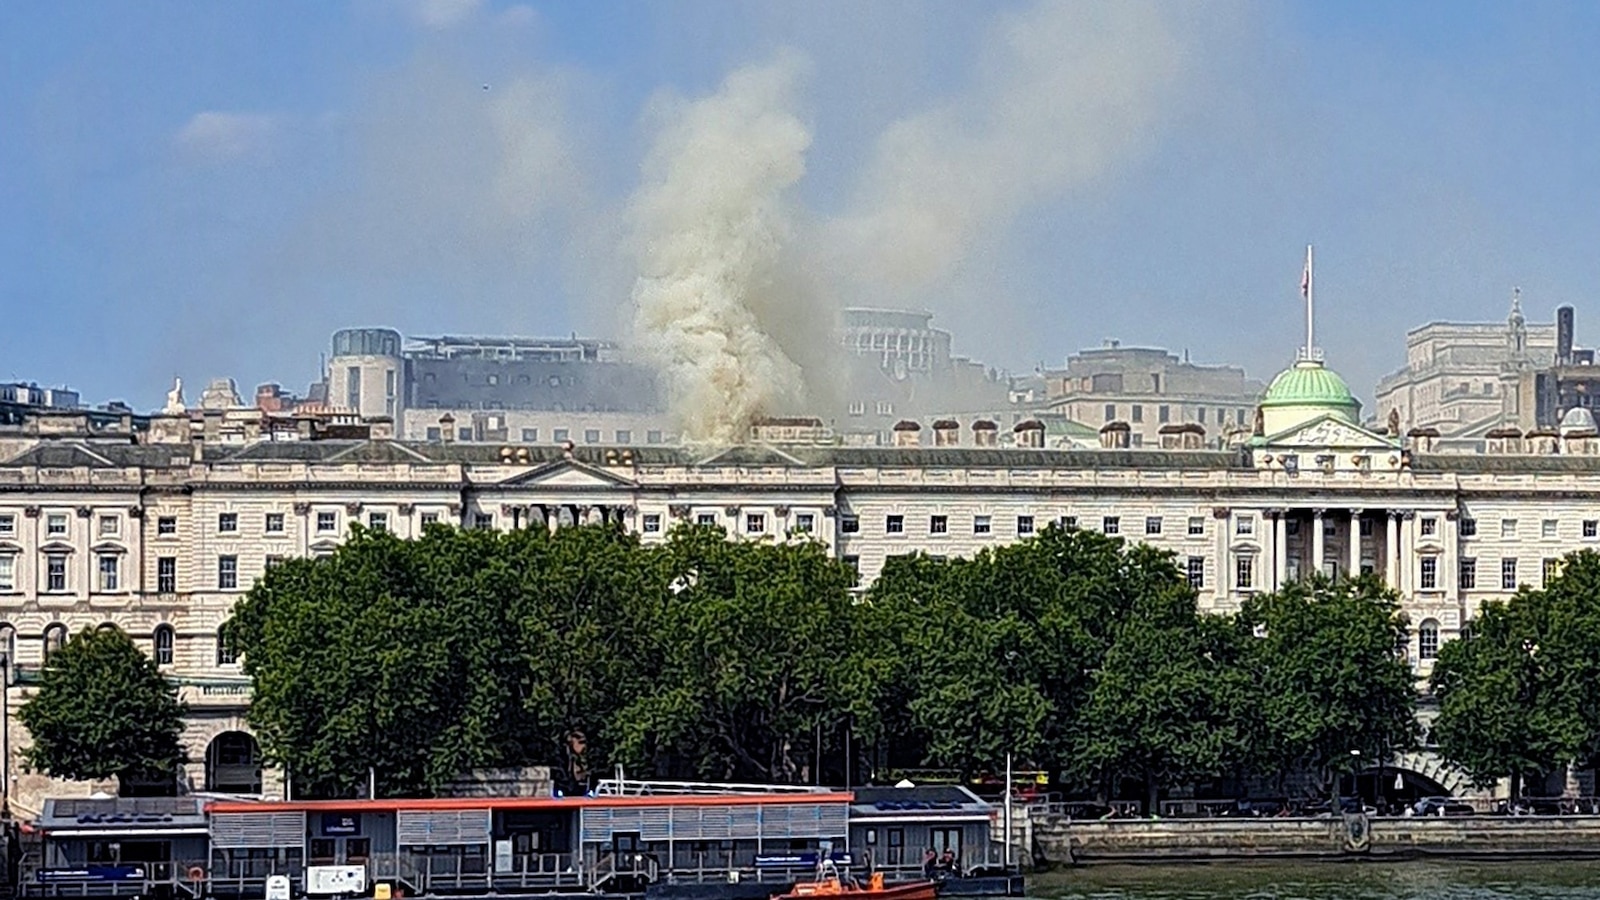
[{"left": 626, "top": 56, "right": 813, "bottom": 445}]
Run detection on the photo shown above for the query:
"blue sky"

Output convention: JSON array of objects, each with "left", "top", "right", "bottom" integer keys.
[{"left": 4, "top": 0, "right": 1600, "bottom": 411}]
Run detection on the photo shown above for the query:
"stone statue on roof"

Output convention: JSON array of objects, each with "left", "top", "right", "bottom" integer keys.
[{"left": 163, "top": 377, "right": 186, "bottom": 415}]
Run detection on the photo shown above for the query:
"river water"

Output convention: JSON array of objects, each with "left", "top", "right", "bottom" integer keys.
[{"left": 1028, "top": 861, "right": 1600, "bottom": 900}]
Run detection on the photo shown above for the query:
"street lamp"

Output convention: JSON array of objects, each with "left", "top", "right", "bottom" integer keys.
[{"left": 2, "top": 650, "right": 12, "bottom": 815}]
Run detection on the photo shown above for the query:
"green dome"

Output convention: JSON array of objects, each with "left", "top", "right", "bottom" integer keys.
[{"left": 1260, "top": 360, "right": 1360, "bottom": 415}]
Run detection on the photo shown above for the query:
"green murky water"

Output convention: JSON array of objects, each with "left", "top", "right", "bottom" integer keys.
[{"left": 1028, "top": 861, "right": 1600, "bottom": 900}]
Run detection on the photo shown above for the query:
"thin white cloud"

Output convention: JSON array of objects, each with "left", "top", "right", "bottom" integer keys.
[
  {"left": 172, "top": 112, "right": 280, "bottom": 165},
  {"left": 409, "top": 0, "right": 482, "bottom": 29}
]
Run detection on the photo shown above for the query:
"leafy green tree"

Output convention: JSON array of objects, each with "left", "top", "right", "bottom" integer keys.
[
  {"left": 611, "top": 525, "right": 861, "bottom": 781},
  {"left": 1430, "top": 550, "right": 1600, "bottom": 799},
  {"left": 19, "top": 627, "right": 186, "bottom": 791},
  {"left": 1240, "top": 575, "right": 1419, "bottom": 799}
]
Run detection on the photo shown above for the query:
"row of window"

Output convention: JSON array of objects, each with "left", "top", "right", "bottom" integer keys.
[
  {"left": 0, "top": 553, "right": 286, "bottom": 593},
  {"left": 422, "top": 427, "right": 667, "bottom": 444},
  {"left": 1099, "top": 404, "right": 1250, "bottom": 426},
  {"left": 840, "top": 514, "right": 1213, "bottom": 538},
  {"left": 0, "top": 510, "right": 438, "bottom": 540},
  {"left": 641, "top": 512, "right": 818, "bottom": 535},
  {"left": 0, "top": 623, "right": 235, "bottom": 667},
  {"left": 1458, "top": 518, "right": 1600, "bottom": 540}
]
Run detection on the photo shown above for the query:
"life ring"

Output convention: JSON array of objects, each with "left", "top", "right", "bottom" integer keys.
[{"left": 187, "top": 866, "right": 206, "bottom": 883}]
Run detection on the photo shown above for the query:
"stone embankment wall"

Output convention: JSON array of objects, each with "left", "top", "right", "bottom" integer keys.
[{"left": 1033, "top": 815, "right": 1600, "bottom": 864}]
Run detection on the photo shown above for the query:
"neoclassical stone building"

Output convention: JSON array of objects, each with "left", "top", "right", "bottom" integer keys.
[{"left": 3, "top": 353, "right": 1600, "bottom": 807}]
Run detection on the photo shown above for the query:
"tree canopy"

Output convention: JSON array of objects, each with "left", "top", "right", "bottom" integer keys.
[
  {"left": 19, "top": 626, "right": 187, "bottom": 791},
  {"left": 228, "top": 520, "right": 1430, "bottom": 802}
]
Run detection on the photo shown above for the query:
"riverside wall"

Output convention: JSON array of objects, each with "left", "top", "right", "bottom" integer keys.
[{"left": 1032, "top": 815, "right": 1600, "bottom": 865}]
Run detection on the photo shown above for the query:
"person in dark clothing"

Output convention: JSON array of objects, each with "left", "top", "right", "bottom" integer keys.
[
  {"left": 938, "top": 848, "right": 956, "bottom": 875},
  {"left": 921, "top": 849, "right": 938, "bottom": 879}
]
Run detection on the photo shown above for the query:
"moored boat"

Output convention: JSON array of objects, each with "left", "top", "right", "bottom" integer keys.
[{"left": 773, "top": 863, "right": 937, "bottom": 900}]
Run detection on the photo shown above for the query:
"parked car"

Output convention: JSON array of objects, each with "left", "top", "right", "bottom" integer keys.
[
  {"left": 1412, "top": 796, "right": 1474, "bottom": 817},
  {"left": 1299, "top": 797, "right": 1377, "bottom": 817}
]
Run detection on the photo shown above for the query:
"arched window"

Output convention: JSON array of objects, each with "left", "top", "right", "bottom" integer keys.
[
  {"left": 42, "top": 624, "right": 67, "bottom": 662},
  {"left": 96, "top": 622, "right": 119, "bottom": 633},
  {"left": 1419, "top": 618, "right": 1441, "bottom": 660},
  {"left": 153, "top": 625, "right": 175, "bottom": 667}
]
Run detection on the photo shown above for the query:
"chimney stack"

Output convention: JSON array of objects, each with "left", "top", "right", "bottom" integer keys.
[
  {"left": 1558, "top": 306, "right": 1575, "bottom": 365},
  {"left": 932, "top": 419, "right": 960, "bottom": 447},
  {"left": 1099, "top": 421, "right": 1131, "bottom": 449},
  {"left": 1013, "top": 419, "right": 1045, "bottom": 449}
]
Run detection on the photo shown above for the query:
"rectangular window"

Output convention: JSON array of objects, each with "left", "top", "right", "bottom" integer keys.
[
  {"left": 0, "top": 556, "right": 13, "bottom": 591},
  {"left": 840, "top": 514, "right": 860, "bottom": 534},
  {"left": 1198, "top": 407, "right": 1207, "bottom": 424},
  {"left": 746, "top": 514, "right": 766, "bottom": 534},
  {"left": 615, "top": 430, "right": 632, "bottom": 444},
  {"left": 1459, "top": 557, "right": 1476, "bottom": 590},
  {"left": 1286, "top": 518, "right": 1301, "bottom": 536},
  {"left": 886, "top": 515, "right": 905, "bottom": 535},
  {"left": 974, "top": 515, "right": 992, "bottom": 535},
  {"left": 217, "top": 634, "right": 237, "bottom": 666},
  {"left": 218, "top": 556, "right": 238, "bottom": 590},
  {"left": 1017, "top": 515, "right": 1035, "bottom": 536},
  {"left": 1502, "top": 558, "right": 1518, "bottom": 590},
  {"left": 584, "top": 429, "right": 600, "bottom": 444},
  {"left": 1102, "top": 516, "right": 1120, "bottom": 535},
  {"left": 1460, "top": 517, "right": 1477, "bottom": 537},
  {"left": 1360, "top": 518, "right": 1374, "bottom": 537},
  {"left": 368, "top": 512, "right": 388, "bottom": 532},
  {"left": 458, "top": 427, "right": 472, "bottom": 442},
  {"left": 473, "top": 513, "right": 494, "bottom": 530},
  {"left": 46, "top": 513, "right": 67, "bottom": 536},
  {"left": 317, "top": 511, "right": 337, "bottom": 532},
  {"left": 157, "top": 557, "right": 177, "bottom": 594},
  {"left": 521, "top": 427, "right": 539, "bottom": 442},
  {"left": 265, "top": 512, "right": 285, "bottom": 533},
  {"left": 1542, "top": 519, "right": 1559, "bottom": 540},
  {"left": 218, "top": 512, "right": 238, "bottom": 533},
  {"left": 426, "top": 427, "right": 442, "bottom": 442},
  {"left": 1585, "top": 520, "right": 1599, "bottom": 539},
  {"left": 0, "top": 514, "right": 13, "bottom": 537},
  {"left": 647, "top": 430, "right": 664, "bottom": 444},
  {"left": 1420, "top": 557, "right": 1437, "bottom": 590},
  {"left": 1420, "top": 517, "right": 1438, "bottom": 537},
  {"left": 1187, "top": 516, "right": 1205, "bottom": 536},
  {"left": 842, "top": 556, "right": 861, "bottom": 582},
  {"left": 553, "top": 428, "right": 570, "bottom": 443},
  {"left": 1186, "top": 556, "right": 1205, "bottom": 589},
  {"left": 1159, "top": 405, "right": 1170, "bottom": 423},
  {"left": 1235, "top": 555, "right": 1254, "bottom": 590},
  {"left": 97, "top": 515, "right": 119, "bottom": 537},
  {"left": 642, "top": 514, "right": 662, "bottom": 533},
  {"left": 1420, "top": 626, "right": 1439, "bottom": 661},
  {"left": 1061, "top": 515, "right": 1078, "bottom": 530},
  {"left": 794, "top": 513, "right": 815, "bottom": 533},
  {"left": 1501, "top": 519, "right": 1518, "bottom": 539},
  {"left": 1236, "top": 515, "right": 1255, "bottom": 536},
  {"left": 1104, "top": 404, "right": 1116, "bottom": 422},
  {"left": 696, "top": 513, "right": 717, "bottom": 526},
  {"left": 1131, "top": 405, "right": 1143, "bottom": 423},
  {"left": 46, "top": 554, "right": 66, "bottom": 592},
  {"left": 420, "top": 512, "right": 440, "bottom": 526},
  {"left": 1544, "top": 558, "right": 1561, "bottom": 586},
  {"left": 265, "top": 555, "right": 285, "bottom": 571},
  {"left": 97, "top": 554, "right": 119, "bottom": 592},
  {"left": 930, "top": 515, "right": 948, "bottom": 535}
]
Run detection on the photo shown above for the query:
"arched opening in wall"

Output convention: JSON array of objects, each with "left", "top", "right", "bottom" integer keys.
[
  {"left": 0, "top": 623, "right": 14, "bottom": 671},
  {"left": 42, "top": 624, "right": 66, "bottom": 663},
  {"left": 152, "top": 625, "right": 174, "bottom": 667},
  {"left": 206, "top": 732, "right": 262, "bottom": 794}
]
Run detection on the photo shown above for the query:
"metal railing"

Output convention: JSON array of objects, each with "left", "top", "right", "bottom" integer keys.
[{"left": 592, "top": 778, "right": 831, "bottom": 796}]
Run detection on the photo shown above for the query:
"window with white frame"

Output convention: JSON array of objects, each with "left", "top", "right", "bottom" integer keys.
[
  {"left": 1419, "top": 557, "right": 1437, "bottom": 590},
  {"left": 45, "top": 554, "right": 66, "bottom": 592},
  {"left": 696, "top": 513, "right": 717, "bottom": 527},
  {"left": 157, "top": 557, "right": 176, "bottom": 594},
  {"left": 43, "top": 624, "right": 66, "bottom": 661},
  {"left": 46, "top": 513, "right": 67, "bottom": 536},
  {"left": 420, "top": 512, "right": 440, "bottom": 526},
  {"left": 317, "top": 511, "right": 337, "bottom": 532},
  {"left": 0, "top": 514, "right": 12, "bottom": 537},
  {"left": 642, "top": 514, "right": 662, "bottom": 533},
  {"left": 1017, "top": 515, "right": 1035, "bottom": 535},
  {"left": 265, "top": 512, "right": 286, "bottom": 533},
  {"left": 1235, "top": 555, "right": 1254, "bottom": 590},
  {"left": 973, "top": 515, "right": 992, "bottom": 535},
  {"left": 218, "top": 555, "right": 238, "bottom": 591},
  {"left": 1501, "top": 519, "right": 1518, "bottom": 539},
  {"left": 218, "top": 512, "right": 238, "bottom": 533},
  {"left": 1544, "top": 558, "right": 1562, "bottom": 586},
  {"left": 1187, "top": 516, "right": 1205, "bottom": 536},
  {"left": 1186, "top": 556, "right": 1205, "bottom": 589},
  {"left": 368, "top": 512, "right": 388, "bottom": 532},
  {"left": 1102, "top": 516, "right": 1120, "bottom": 535},
  {"left": 1419, "top": 619, "right": 1440, "bottom": 660},
  {"left": 1459, "top": 517, "right": 1477, "bottom": 537},
  {"left": 97, "top": 515, "right": 119, "bottom": 537},
  {"left": 840, "top": 514, "right": 860, "bottom": 534},
  {"left": 1460, "top": 557, "right": 1476, "bottom": 590},
  {"left": 1420, "top": 517, "right": 1437, "bottom": 537},
  {"left": 157, "top": 516, "right": 177, "bottom": 536},
  {"left": 0, "top": 556, "right": 12, "bottom": 591},
  {"left": 794, "top": 513, "right": 814, "bottom": 534},
  {"left": 1501, "top": 558, "right": 1518, "bottom": 590},
  {"left": 1236, "top": 515, "right": 1254, "bottom": 536},
  {"left": 473, "top": 512, "right": 495, "bottom": 530},
  {"left": 216, "top": 633, "right": 237, "bottom": 666},
  {"left": 1586, "top": 520, "right": 1599, "bottom": 539},
  {"left": 885, "top": 515, "right": 904, "bottom": 535},
  {"left": 153, "top": 625, "right": 174, "bottom": 666},
  {"left": 97, "top": 554, "right": 119, "bottom": 592},
  {"left": 1145, "top": 516, "right": 1162, "bottom": 536},
  {"left": 930, "top": 515, "right": 948, "bottom": 535},
  {"left": 1542, "top": 519, "right": 1559, "bottom": 540},
  {"left": 746, "top": 514, "right": 766, "bottom": 534}
]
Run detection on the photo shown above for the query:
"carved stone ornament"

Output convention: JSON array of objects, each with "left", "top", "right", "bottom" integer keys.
[
  {"left": 1401, "top": 509, "right": 1417, "bottom": 521},
  {"left": 822, "top": 506, "right": 837, "bottom": 518},
  {"left": 619, "top": 506, "right": 637, "bottom": 517},
  {"left": 345, "top": 502, "right": 363, "bottom": 515},
  {"left": 398, "top": 503, "right": 415, "bottom": 516},
  {"left": 293, "top": 502, "right": 312, "bottom": 515},
  {"left": 76, "top": 506, "right": 92, "bottom": 519},
  {"left": 127, "top": 506, "right": 144, "bottom": 519},
  {"left": 500, "top": 504, "right": 518, "bottom": 516},
  {"left": 23, "top": 507, "right": 39, "bottom": 519},
  {"left": 446, "top": 503, "right": 462, "bottom": 516},
  {"left": 774, "top": 505, "right": 791, "bottom": 518},
  {"left": 669, "top": 504, "right": 691, "bottom": 518},
  {"left": 1445, "top": 509, "right": 1460, "bottom": 521},
  {"left": 1212, "top": 507, "right": 1230, "bottom": 519},
  {"left": 724, "top": 506, "right": 741, "bottom": 517}
]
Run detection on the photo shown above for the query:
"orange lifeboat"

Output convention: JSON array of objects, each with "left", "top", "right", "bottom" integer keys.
[{"left": 774, "top": 867, "right": 937, "bottom": 900}]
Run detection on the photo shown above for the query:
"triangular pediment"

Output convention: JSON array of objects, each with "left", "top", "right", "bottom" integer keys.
[
  {"left": 496, "top": 458, "right": 638, "bottom": 490},
  {"left": 1257, "top": 413, "right": 1398, "bottom": 451}
]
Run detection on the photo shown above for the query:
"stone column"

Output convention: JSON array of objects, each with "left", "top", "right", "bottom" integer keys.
[
  {"left": 1386, "top": 511, "right": 1400, "bottom": 589},
  {"left": 1349, "top": 509, "right": 1364, "bottom": 578},
  {"left": 1312, "top": 509, "right": 1327, "bottom": 579},
  {"left": 1273, "top": 510, "right": 1288, "bottom": 590},
  {"left": 1214, "top": 507, "right": 1230, "bottom": 604},
  {"left": 1443, "top": 510, "right": 1459, "bottom": 598},
  {"left": 1400, "top": 510, "right": 1416, "bottom": 595}
]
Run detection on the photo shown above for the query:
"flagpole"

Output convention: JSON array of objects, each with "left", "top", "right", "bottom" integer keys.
[{"left": 1305, "top": 244, "right": 1315, "bottom": 360}]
